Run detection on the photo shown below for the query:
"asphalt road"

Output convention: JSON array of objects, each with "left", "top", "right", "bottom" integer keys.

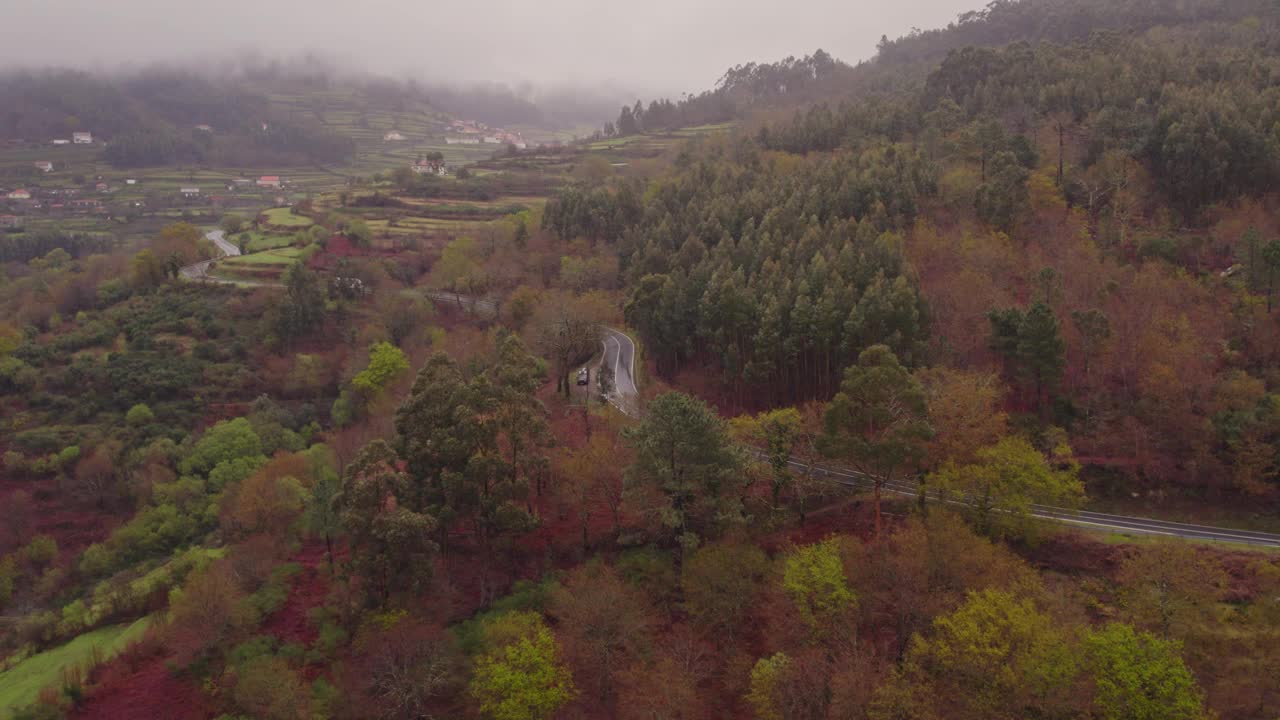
[
  {"left": 776, "top": 455, "right": 1280, "bottom": 548},
  {"left": 208, "top": 229, "right": 240, "bottom": 257},
  {"left": 155, "top": 274, "right": 1280, "bottom": 547},
  {"left": 599, "top": 327, "right": 638, "bottom": 415},
  {"left": 179, "top": 229, "right": 241, "bottom": 281}
]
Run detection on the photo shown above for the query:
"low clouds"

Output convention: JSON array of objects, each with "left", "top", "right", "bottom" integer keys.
[{"left": 0, "top": 0, "right": 978, "bottom": 94}]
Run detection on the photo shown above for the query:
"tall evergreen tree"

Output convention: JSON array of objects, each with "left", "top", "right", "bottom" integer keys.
[
  {"left": 623, "top": 392, "right": 745, "bottom": 552},
  {"left": 1017, "top": 302, "right": 1066, "bottom": 420},
  {"left": 821, "top": 345, "right": 932, "bottom": 540}
]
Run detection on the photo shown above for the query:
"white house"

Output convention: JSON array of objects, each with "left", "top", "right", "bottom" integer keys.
[
  {"left": 33, "top": 161, "right": 53, "bottom": 173},
  {"left": 72, "top": 132, "right": 92, "bottom": 144},
  {"left": 125, "top": 178, "right": 138, "bottom": 185},
  {"left": 383, "top": 131, "right": 406, "bottom": 141},
  {"left": 51, "top": 139, "right": 70, "bottom": 146},
  {"left": 194, "top": 124, "right": 214, "bottom": 133},
  {"left": 412, "top": 159, "right": 447, "bottom": 176},
  {"left": 482, "top": 136, "right": 501, "bottom": 144},
  {"left": 180, "top": 187, "right": 200, "bottom": 198}
]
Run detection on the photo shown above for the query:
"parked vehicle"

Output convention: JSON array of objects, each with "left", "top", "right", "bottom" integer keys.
[{"left": 576, "top": 367, "right": 589, "bottom": 386}]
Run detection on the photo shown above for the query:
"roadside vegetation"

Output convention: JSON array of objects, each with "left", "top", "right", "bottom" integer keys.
[{"left": 1, "top": 0, "right": 1280, "bottom": 718}]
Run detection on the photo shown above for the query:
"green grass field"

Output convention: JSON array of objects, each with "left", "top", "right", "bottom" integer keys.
[
  {"left": 245, "top": 233, "right": 296, "bottom": 252},
  {"left": 0, "top": 617, "right": 151, "bottom": 718},
  {"left": 261, "top": 207, "right": 313, "bottom": 227},
  {"left": 223, "top": 246, "right": 304, "bottom": 265}
]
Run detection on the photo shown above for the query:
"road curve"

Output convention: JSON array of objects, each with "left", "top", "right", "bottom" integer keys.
[
  {"left": 180, "top": 229, "right": 286, "bottom": 287},
  {"left": 599, "top": 327, "right": 639, "bottom": 415},
  {"left": 773, "top": 455, "right": 1280, "bottom": 548},
  {"left": 208, "top": 229, "right": 240, "bottom": 257},
  {"left": 179, "top": 229, "right": 239, "bottom": 281}
]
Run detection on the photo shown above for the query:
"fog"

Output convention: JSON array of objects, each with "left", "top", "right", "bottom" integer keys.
[{"left": 0, "top": 0, "right": 979, "bottom": 96}]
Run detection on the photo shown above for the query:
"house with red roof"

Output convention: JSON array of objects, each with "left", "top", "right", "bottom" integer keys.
[{"left": 257, "top": 176, "right": 282, "bottom": 189}]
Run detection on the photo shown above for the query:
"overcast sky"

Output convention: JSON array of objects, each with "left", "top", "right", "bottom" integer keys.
[{"left": 0, "top": 0, "right": 979, "bottom": 95}]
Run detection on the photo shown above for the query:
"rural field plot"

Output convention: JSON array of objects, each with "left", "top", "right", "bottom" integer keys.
[
  {"left": 240, "top": 232, "right": 297, "bottom": 252},
  {"left": 0, "top": 617, "right": 151, "bottom": 716},
  {"left": 260, "top": 207, "right": 314, "bottom": 228},
  {"left": 213, "top": 245, "right": 309, "bottom": 281}
]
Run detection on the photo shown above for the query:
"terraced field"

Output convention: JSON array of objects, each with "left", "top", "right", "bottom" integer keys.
[
  {"left": 261, "top": 207, "right": 314, "bottom": 228},
  {"left": 244, "top": 232, "right": 297, "bottom": 252},
  {"left": 0, "top": 617, "right": 152, "bottom": 717},
  {"left": 212, "top": 245, "right": 311, "bottom": 282}
]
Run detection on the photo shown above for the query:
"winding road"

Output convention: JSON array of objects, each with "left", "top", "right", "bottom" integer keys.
[
  {"left": 179, "top": 229, "right": 240, "bottom": 282},
  {"left": 599, "top": 327, "right": 639, "bottom": 416},
  {"left": 772, "top": 456, "right": 1280, "bottom": 548},
  {"left": 592, "top": 324, "right": 1280, "bottom": 548},
  {"left": 217, "top": 278, "right": 1279, "bottom": 548}
]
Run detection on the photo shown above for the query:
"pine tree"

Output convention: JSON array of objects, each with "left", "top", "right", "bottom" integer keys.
[
  {"left": 821, "top": 345, "right": 932, "bottom": 541},
  {"left": 1017, "top": 302, "right": 1066, "bottom": 420}
]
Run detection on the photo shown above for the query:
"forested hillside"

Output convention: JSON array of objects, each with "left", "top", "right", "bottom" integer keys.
[
  {"left": 553, "top": 0, "right": 1280, "bottom": 497},
  {"left": 0, "top": 69, "right": 366, "bottom": 167},
  {"left": 3, "top": 0, "right": 1280, "bottom": 719}
]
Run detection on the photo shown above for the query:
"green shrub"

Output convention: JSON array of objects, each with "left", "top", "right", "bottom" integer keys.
[
  {"left": 126, "top": 403, "right": 155, "bottom": 426},
  {"left": 230, "top": 635, "right": 278, "bottom": 667}
]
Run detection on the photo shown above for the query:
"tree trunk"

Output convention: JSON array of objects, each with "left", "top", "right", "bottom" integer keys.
[
  {"left": 873, "top": 480, "right": 882, "bottom": 542},
  {"left": 1057, "top": 124, "right": 1065, "bottom": 187}
]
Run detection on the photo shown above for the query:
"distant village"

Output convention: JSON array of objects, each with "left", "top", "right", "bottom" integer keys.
[
  {"left": 382, "top": 119, "right": 531, "bottom": 150},
  {"left": 1, "top": 117, "right": 567, "bottom": 227},
  {"left": 0, "top": 124, "right": 301, "bottom": 226}
]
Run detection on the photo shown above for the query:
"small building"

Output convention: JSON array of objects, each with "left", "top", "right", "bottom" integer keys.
[
  {"left": 125, "top": 178, "right": 138, "bottom": 185},
  {"left": 52, "top": 138, "right": 70, "bottom": 145},
  {"left": 232, "top": 178, "right": 253, "bottom": 187},
  {"left": 95, "top": 182, "right": 109, "bottom": 192},
  {"left": 0, "top": 215, "right": 22, "bottom": 228},
  {"left": 482, "top": 136, "right": 501, "bottom": 144},
  {"left": 383, "top": 131, "right": 406, "bottom": 141},
  {"left": 257, "top": 175, "right": 282, "bottom": 189},
  {"left": 33, "top": 161, "right": 53, "bottom": 173},
  {"left": 412, "top": 159, "right": 447, "bottom": 176},
  {"left": 7, "top": 189, "right": 31, "bottom": 200},
  {"left": 194, "top": 124, "right": 214, "bottom": 133},
  {"left": 72, "top": 132, "right": 93, "bottom": 144},
  {"left": 180, "top": 187, "right": 201, "bottom": 198}
]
